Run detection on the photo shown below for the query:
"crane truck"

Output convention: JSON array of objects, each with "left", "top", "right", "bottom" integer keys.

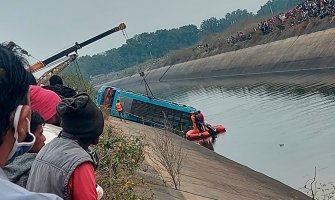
[{"left": 28, "top": 23, "right": 126, "bottom": 83}]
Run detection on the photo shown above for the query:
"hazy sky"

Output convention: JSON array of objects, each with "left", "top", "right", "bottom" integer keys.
[{"left": 1, "top": 0, "right": 268, "bottom": 61}]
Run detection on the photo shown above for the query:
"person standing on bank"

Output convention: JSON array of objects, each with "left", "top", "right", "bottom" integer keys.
[
  {"left": 115, "top": 99, "right": 126, "bottom": 121},
  {"left": 27, "top": 93, "right": 104, "bottom": 200},
  {"left": 0, "top": 41, "right": 62, "bottom": 199}
]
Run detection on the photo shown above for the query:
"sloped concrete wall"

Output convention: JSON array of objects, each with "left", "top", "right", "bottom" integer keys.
[{"left": 103, "top": 28, "right": 335, "bottom": 88}]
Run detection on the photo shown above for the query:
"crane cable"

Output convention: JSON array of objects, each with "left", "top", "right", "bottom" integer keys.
[
  {"left": 73, "top": 59, "right": 87, "bottom": 92},
  {"left": 122, "top": 29, "right": 129, "bottom": 40},
  {"left": 72, "top": 27, "right": 128, "bottom": 92},
  {"left": 18, "top": 46, "right": 42, "bottom": 64}
]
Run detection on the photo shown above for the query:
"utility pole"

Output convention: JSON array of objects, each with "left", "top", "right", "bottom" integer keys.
[
  {"left": 269, "top": 3, "right": 274, "bottom": 15},
  {"left": 139, "top": 72, "right": 154, "bottom": 98}
]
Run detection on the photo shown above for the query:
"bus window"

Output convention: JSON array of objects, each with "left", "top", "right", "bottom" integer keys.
[{"left": 119, "top": 96, "right": 134, "bottom": 113}]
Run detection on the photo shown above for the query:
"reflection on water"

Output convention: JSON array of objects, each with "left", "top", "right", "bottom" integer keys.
[
  {"left": 142, "top": 70, "right": 335, "bottom": 189},
  {"left": 196, "top": 136, "right": 217, "bottom": 151}
]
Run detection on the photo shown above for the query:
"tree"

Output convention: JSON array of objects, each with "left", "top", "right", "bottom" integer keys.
[
  {"left": 200, "top": 17, "right": 221, "bottom": 34},
  {"left": 72, "top": 25, "right": 200, "bottom": 77}
]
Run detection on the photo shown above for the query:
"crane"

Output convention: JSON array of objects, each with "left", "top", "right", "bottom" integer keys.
[
  {"left": 28, "top": 23, "right": 126, "bottom": 74},
  {"left": 37, "top": 54, "right": 77, "bottom": 85}
]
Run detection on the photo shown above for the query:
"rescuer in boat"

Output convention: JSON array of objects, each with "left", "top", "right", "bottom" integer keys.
[
  {"left": 197, "top": 111, "right": 204, "bottom": 124},
  {"left": 197, "top": 111, "right": 205, "bottom": 130},
  {"left": 194, "top": 112, "right": 204, "bottom": 132},
  {"left": 190, "top": 112, "right": 199, "bottom": 133},
  {"left": 205, "top": 124, "right": 218, "bottom": 142},
  {"left": 115, "top": 99, "right": 126, "bottom": 121}
]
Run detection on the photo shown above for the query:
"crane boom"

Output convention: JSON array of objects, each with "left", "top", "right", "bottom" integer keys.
[{"left": 28, "top": 23, "right": 126, "bottom": 73}]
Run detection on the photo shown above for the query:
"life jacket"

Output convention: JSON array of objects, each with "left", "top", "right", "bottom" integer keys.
[{"left": 115, "top": 102, "right": 123, "bottom": 112}]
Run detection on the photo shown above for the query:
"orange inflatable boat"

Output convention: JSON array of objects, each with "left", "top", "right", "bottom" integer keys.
[{"left": 185, "top": 125, "right": 226, "bottom": 140}]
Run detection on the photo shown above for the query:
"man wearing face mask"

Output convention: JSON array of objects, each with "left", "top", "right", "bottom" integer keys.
[
  {"left": 0, "top": 42, "right": 63, "bottom": 199},
  {"left": 4, "top": 112, "right": 47, "bottom": 188}
]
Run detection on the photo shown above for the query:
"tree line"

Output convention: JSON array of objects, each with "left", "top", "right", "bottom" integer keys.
[{"left": 66, "top": 0, "right": 301, "bottom": 78}]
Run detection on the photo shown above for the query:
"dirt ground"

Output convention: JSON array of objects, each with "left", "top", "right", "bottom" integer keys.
[{"left": 108, "top": 117, "right": 311, "bottom": 200}]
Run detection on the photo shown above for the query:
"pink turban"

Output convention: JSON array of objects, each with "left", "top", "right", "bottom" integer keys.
[{"left": 30, "top": 85, "right": 61, "bottom": 121}]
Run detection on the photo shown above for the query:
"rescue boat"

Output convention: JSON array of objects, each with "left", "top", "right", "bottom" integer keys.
[{"left": 185, "top": 125, "right": 226, "bottom": 140}]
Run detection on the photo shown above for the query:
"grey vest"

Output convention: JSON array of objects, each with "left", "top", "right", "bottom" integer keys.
[{"left": 26, "top": 136, "right": 93, "bottom": 200}]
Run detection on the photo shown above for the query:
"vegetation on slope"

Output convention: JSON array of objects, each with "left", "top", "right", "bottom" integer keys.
[{"left": 67, "top": 0, "right": 300, "bottom": 79}]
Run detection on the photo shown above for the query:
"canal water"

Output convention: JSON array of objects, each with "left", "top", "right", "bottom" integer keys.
[{"left": 138, "top": 69, "right": 335, "bottom": 189}]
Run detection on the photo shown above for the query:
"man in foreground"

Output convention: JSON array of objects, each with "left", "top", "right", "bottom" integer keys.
[
  {"left": 27, "top": 93, "right": 104, "bottom": 200},
  {"left": 0, "top": 42, "right": 62, "bottom": 199},
  {"left": 4, "top": 112, "right": 46, "bottom": 188}
]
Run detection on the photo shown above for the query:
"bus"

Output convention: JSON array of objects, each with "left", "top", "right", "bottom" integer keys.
[{"left": 96, "top": 86, "right": 197, "bottom": 134}]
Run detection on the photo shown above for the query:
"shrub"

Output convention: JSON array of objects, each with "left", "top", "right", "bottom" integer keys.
[
  {"left": 96, "top": 125, "right": 152, "bottom": 200},
  {"left": 61, "top": 73, "right": 96, "bottom": 99}
]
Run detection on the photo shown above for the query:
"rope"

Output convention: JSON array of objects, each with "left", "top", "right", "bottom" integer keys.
[
  {"left": 74, "top": 59, "right": 87, "bottom": 90},
  {"left": 28, "top": 54, "right": 42, "bottom": 63},
  {"left": 122, "top": 30, "right": 129, "bottom": 40}
]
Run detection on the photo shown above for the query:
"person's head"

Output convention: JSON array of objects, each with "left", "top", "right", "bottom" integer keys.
[
  {"left": 29, "top": 85, "right": 61, "bottom": 126},
  {"left": 117, "top": 100, "right": 120, "bottom": 103},
  {"left": 29, "top": 112, "right": 46, "bottom": 153},
  {"left": 198, "top": 111, "right": 201, "bottom": 114},
  {"left": 57, "top": 93, "right": 104, "bottom": 147},
  {"left": 0, "top": 42, "right": 32, "bottom": 166},
  {"left": 191, "top": 112, "right": 194, "bottom": 116},
  {"left": 27, "top": 72, "right": 37, "bottom": 85},
  {"left": 49, "top": 75, "right": 63, "bottom": 86}
]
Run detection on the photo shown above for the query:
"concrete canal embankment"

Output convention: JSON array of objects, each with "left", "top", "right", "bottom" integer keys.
[
  {"left": 110, "top": 118, "right": 310, "bottom": 200},
  {"left": 101, "top": 27, "right": 335, "bottom": 89},
  {"left": 95, "top": 28, "right": 335, "bottom": 199}
]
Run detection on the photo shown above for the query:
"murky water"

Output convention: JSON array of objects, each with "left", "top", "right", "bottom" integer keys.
[{"left": 140, "top": 70, "right": 335, "bottom": 189}]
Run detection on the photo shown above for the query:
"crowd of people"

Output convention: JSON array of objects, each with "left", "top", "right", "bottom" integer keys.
[
  {"left": 226, "top": 31, "right": 252, "bottom": 46},
  {"left": 258, "top": 0, "right": 335, "bottom": 35},
  {"left": 227, "top": 0, "right": 335, "bottom": 45},
  {"left": 0, "top": 42, "right": 104, "bottom": 199}
]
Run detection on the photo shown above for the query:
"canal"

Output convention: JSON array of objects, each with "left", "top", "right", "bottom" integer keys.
[{"left": 121, "top": 69, "right": 335, "bottom": 189}]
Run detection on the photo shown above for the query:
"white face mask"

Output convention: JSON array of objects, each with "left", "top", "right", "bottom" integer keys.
[{"left": 7, "top": 105, "right": 36, "bottom": 162}]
